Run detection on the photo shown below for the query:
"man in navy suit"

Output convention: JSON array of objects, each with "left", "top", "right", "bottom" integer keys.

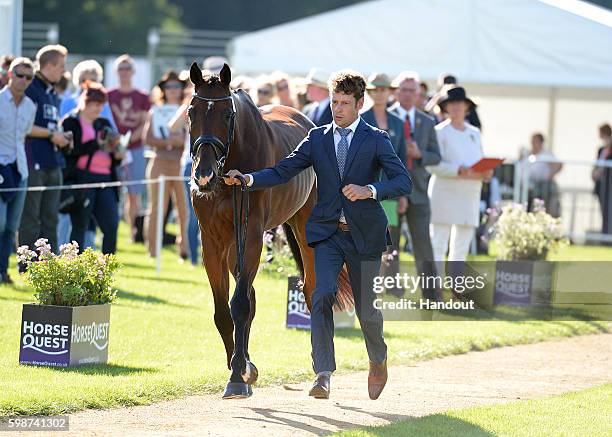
[{"left": 225, "top": 70, "right": 412, "bottom": 400}]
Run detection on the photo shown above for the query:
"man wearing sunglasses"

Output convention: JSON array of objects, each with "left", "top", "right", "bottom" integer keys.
[{"left": 0, "top": 57, "right": 37, "bottom": 283}]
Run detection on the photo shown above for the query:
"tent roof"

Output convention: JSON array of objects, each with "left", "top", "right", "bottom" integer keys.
[{"left": 229, "top": 0, "right": 612, "bottom": 89}]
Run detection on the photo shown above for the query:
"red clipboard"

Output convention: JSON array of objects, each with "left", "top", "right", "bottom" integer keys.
[{"left": 469, "top": 157, "right": 504, "bottom": 172}]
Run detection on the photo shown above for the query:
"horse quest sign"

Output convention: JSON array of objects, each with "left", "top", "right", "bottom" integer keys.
[
  {"left": 286, "top": 276, "right": 355, "bottom": 329},
  {"left": 19, "top": 304, "right": 110, "bottom": 367}
]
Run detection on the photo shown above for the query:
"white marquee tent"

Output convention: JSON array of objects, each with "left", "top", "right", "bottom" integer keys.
[
  {"left": 229, "top": 0, "right": 612, "bottom": 200},
  {"left": 230, "top": 0, "right": 612, "bottom": 89}
]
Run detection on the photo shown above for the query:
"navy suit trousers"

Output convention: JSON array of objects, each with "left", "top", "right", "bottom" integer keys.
[{"left": 311, "top": 228, "right": 387, "bottom": 373}]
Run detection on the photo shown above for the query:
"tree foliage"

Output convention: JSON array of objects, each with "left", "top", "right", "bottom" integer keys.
[{"left": 24, "top": 0, "right": 182, "bottom": 55}]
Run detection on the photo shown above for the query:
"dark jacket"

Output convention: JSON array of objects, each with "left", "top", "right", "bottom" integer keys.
[
  {"left": 61, "top": 112, "right": 121, "bottom": 198},
  {"left": 388, "top": 105, "right": 441, "bottom": 205},
  {"left": 361, "top": 108, "right": 407, "bottom": 181},
  {"left": 249, "top": 118, "right": 412, "bottom": 254},
  {"left": 302, "top": 100, "right": 333, "bottom": 126},
  {"left": 25, "top": 74, "right": 64, "bottom": 170}
]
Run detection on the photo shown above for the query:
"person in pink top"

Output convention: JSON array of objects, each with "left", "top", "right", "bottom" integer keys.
[{"left": 61, "top": 83, "right": 124, "bottom": 254}]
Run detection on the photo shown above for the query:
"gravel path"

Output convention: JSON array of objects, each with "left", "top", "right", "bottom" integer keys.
[{"left": 20, "top": 334, "right": 612, "bottom": 436}]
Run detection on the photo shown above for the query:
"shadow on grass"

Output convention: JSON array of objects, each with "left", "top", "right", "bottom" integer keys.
[
  {"left": 57, "top": 362, "right": 157, "bottom": 376},
  {"left": 339, "top": 413, "right": 495, "bottom": 436},
  {"left": 125, "top": 274, "right": 201, "bottom": 285},
  {"left": 334, "top": 327, "right": 398, "bottom": 340},
  {"left": 115, "top": 288, "right": 192, "bottom": 309},
  {"left": 0, "top": 293, "right": 31, "bottom": 303},
  {"left": 0, "top": 282, "right": 34, "bottom": 294},
  {"left": 549, "top": 320, "right": 610, "bottom": 334}
]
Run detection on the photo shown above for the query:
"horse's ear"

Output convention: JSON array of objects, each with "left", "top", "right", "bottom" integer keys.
[
  {"left": 220, "top": 63, "right": 231, "bottom": 88},
  {"left": 190, "top": 62, "right": 203, "bottom": 87}
]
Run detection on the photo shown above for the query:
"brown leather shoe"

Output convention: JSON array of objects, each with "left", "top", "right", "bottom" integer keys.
[
  {"left": 368, "top": 359, "right": 387, "bottom": 400},
  {"left": 308, "top": 374, "right": 330, "bottom": 399}
]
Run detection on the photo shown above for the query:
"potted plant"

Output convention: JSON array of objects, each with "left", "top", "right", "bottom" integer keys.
[
  {"left": 17, "top": 239, "right": 120, "bottom": 367},
  {"left": 490, "top": 199, "right": 568, "bottom": 307}
]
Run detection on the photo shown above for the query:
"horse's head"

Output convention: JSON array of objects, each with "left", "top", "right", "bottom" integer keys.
[{"left": 188, "top": 62, "right": 235, "bottom": 195}]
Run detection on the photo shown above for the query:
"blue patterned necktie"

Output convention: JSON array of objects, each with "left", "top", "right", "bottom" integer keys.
[
  {"left": 336, "top": 127, "right": 351, "bottom": 177},
  {"left": 336, "top": 127, "right": 351, "bottom": 222}
]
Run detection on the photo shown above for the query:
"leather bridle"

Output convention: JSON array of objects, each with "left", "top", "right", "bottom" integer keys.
[{"left": 190, "top": 92, "right": 236, "bottom": 174}]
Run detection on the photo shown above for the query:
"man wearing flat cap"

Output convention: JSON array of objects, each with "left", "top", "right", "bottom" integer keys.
[{"left": 302, "top": 68, "right": 333, "bottom": 126}]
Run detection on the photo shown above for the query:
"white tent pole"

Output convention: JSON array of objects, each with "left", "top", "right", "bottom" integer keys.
[{"left": 547, "top": 86, "right": 558, "bottom": 151}]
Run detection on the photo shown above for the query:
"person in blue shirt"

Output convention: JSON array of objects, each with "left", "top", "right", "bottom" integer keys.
[
  {"left": 0, "top": 57, "right": 37, "bottom": 283},
  {"left": 18, "top": 45, "right": 71, "bottom": 260}
]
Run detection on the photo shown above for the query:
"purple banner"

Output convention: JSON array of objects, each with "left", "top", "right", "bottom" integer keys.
[
  {"left": 286, "top": 276, "right": 311, "bottom": 330},
  {"left": 19, "top": 304, "right": 71, "bottom": 367}
]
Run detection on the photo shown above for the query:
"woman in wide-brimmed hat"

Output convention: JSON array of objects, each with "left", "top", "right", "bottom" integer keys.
[
  {"left": 143, "top": 70, "right": 189, "bottom": 260},
  {"left": 426, "top": 85, "right": 491, "bottom": 263}
]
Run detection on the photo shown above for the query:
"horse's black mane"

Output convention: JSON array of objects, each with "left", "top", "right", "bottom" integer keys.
[{"left": 202, "top": 74, "right": 222, "bottom": 86}]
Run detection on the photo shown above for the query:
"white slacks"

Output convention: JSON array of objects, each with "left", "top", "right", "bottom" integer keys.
[{"left": 430, "top": 223, "right": 475, "bottom": 262}]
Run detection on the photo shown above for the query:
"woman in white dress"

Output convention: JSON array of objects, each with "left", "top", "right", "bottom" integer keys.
[
  {"left": 143, "top": 70, "right": 189, "bottom": 259},
  {"left": 426, "top": 86, "right": 492, "bottom": 261}
]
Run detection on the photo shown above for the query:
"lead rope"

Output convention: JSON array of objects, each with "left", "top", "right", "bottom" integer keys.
[{"left": 231, "top": 175, "right": 249, "bottom": 279}]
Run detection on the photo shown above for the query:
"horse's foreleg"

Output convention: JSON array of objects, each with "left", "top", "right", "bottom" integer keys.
[
  {"left": 244, "top": 286, "right": 256, "bottom": 361},
  {"left": 202, "top": 236, "right": 234, "bottom": 370},
  {"left": 224, "top": 227, "right": 262, "bottom": 399}
]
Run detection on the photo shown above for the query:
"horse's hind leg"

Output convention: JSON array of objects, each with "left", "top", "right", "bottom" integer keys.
[{"left": 286, "top": 187, "right": 317, "bottom": 312}]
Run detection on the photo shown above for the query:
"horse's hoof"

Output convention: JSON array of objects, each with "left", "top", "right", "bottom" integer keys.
[
  {"left": 241, "top": 361, "right": 259, "bottom": 385},
  {"left": 222, "top": 382, "right": 252, "bottom": 399}
]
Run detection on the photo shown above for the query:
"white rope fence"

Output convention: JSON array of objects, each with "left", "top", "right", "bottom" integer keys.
[
  {"left": 0, "top": 176, "right": 191, "bottom": 275},
  {"left": 4, "top": 155, "right": 612, "bottom": 272}
]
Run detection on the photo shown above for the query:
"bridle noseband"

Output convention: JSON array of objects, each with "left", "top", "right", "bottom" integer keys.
[{"left": 190, "top": 92, "right": 236, "bottom": 173}]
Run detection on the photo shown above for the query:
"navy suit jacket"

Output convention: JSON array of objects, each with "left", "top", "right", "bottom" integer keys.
[{"left": 249, "top": 118, "right": 412, "bottom": 254}]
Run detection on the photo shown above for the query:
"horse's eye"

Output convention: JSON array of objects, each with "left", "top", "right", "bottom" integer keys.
[{"left": 224, "top": 110, "right": 232, "bottom": 121}]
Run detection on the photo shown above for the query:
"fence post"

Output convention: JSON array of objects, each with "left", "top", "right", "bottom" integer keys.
[
  {"left": 513, "top": 159, "right": 522, "bottom": 203},
  {"left": 156, "top": 176, "right": 166, "bottom": 275}
]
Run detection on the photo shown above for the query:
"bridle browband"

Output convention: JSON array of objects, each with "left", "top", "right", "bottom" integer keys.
[{"left": 190, "top": 92, "right": 236, "bottom": 173}]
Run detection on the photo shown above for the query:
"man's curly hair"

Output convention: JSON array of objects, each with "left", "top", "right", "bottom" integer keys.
[{"left": 328, "top": 69, "right": 366, "bottom": 101}]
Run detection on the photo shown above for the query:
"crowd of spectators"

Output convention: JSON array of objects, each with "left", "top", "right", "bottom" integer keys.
[{"left": 1, "top": 45, "right": 611, "bottom": 285}]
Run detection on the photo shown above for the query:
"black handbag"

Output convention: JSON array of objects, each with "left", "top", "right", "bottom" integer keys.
[
  {"left": 59, "top": 153, "right": 94, "bottom": 214},
  {"left": 0, "top": 162, "right": 21, "bottom": 202}
]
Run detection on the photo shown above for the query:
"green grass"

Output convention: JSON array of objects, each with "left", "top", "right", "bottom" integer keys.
[
  {"left": 334, "top": 384, "right": 612, "bottom": 437},
  {"left": 0, "top": 224, "right": 609, "bottom": 418}
]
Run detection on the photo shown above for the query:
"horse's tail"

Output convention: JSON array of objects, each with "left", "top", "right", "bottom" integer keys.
[
  {"left": 282, "top": 223, "right": 304, "bottom": 277},
  {"left": 282, "top": 222, "right": 354, "bottom": 312},
  {"left": 334, "top": 266, "right": 354, "bottom": 312}
]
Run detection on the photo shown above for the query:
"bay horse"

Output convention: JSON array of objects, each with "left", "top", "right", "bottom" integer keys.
[{"left": 188, "top": 63, "right": 352, "bottom": 399}]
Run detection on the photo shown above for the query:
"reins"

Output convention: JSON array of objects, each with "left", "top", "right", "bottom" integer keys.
[{"left": 230, "top": 175, "right": 249, "bottom": 279}]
